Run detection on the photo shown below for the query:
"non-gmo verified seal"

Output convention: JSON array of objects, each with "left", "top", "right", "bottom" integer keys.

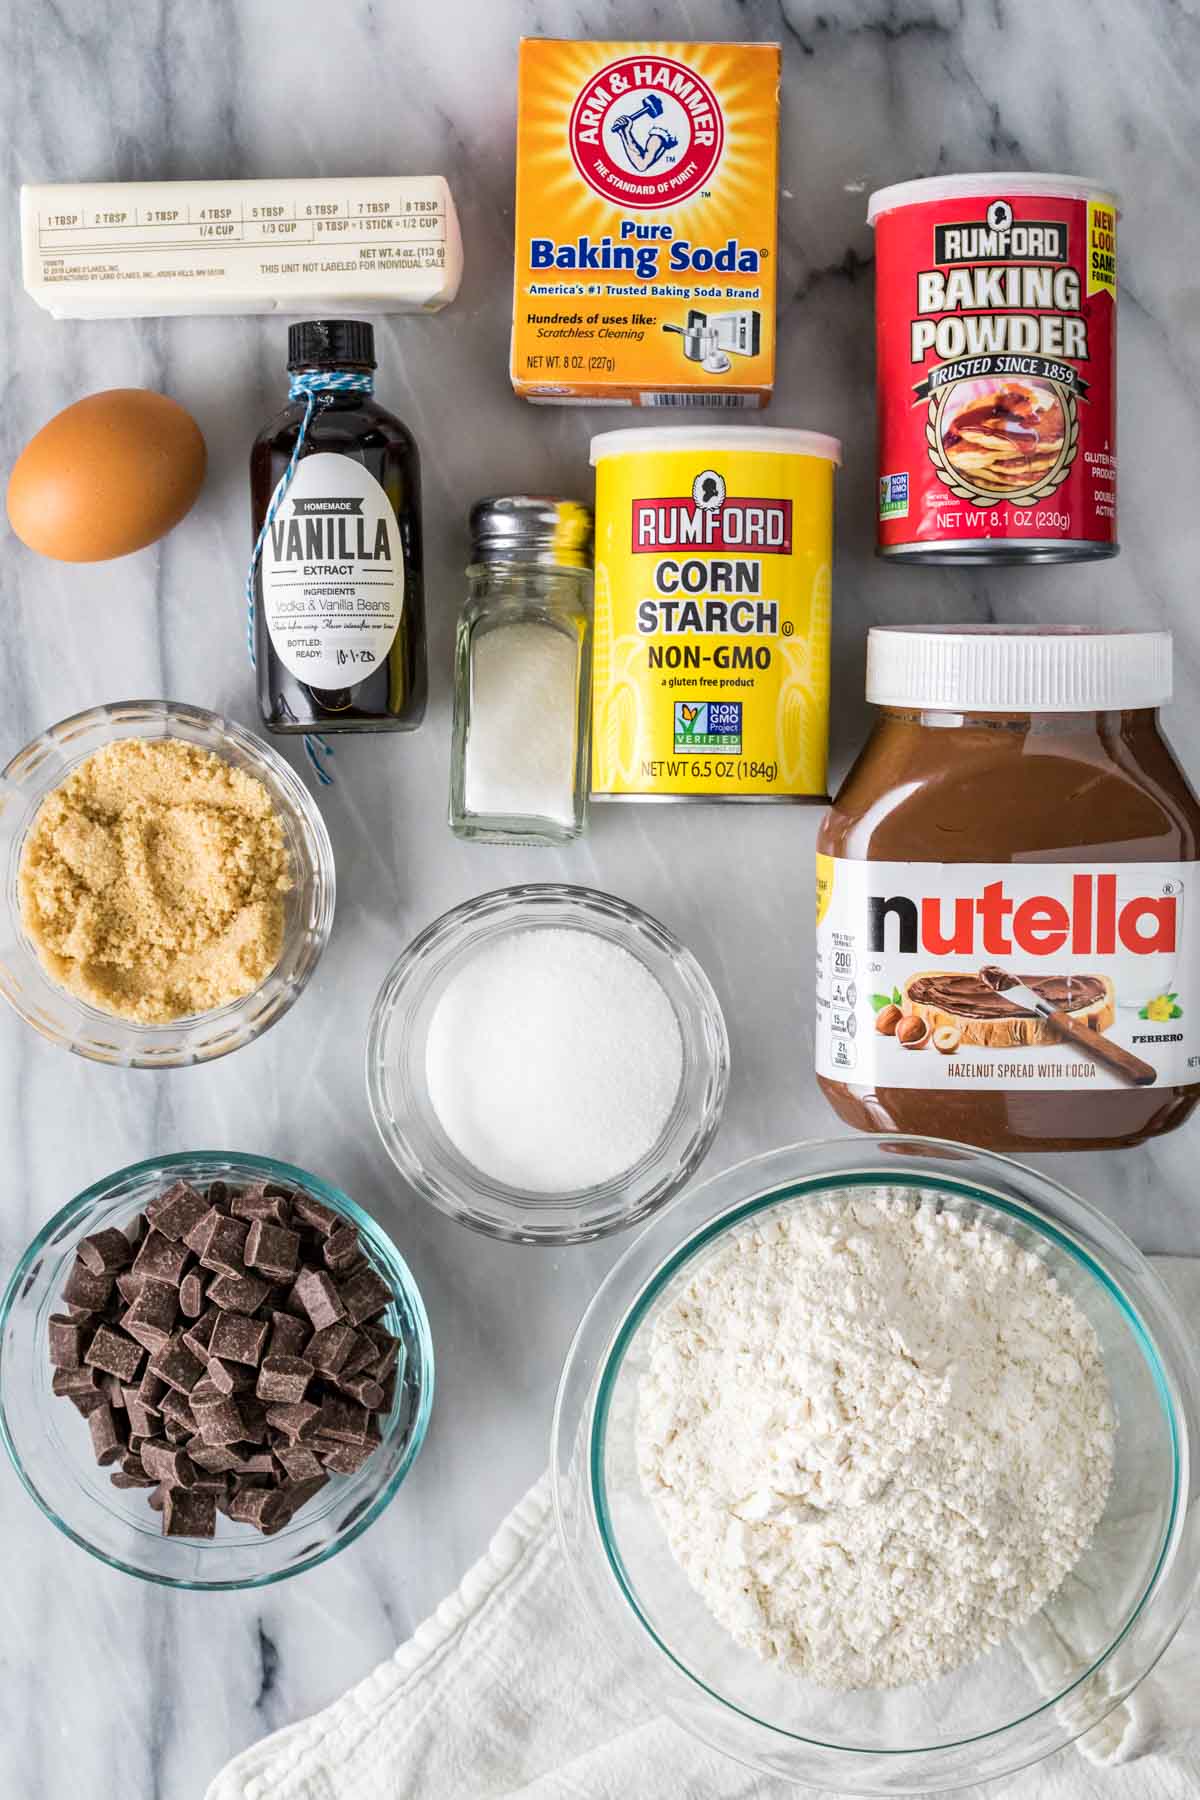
[
  {"left": 879, "top": 472, "right": 909, "bottom": 520},
  {"left": 674, "top": 700, "right": 742, "bottom": 753}
]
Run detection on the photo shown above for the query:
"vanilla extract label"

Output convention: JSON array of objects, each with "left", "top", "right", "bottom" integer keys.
[
  {"left": 261, "top": 452, "right": 404, "bottom": 690},
  {"left": 815, "top": 857, "right": 1198, "bottom": 1090}
]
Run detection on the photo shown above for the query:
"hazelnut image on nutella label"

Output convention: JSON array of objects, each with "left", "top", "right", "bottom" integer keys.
[{"left": 815, "top": 627, "right": 1200, "bottom": 1153}]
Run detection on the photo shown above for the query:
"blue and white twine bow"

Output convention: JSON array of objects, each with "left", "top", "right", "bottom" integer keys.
[{"left": 246, "top": 368, "right": 375, "bottom": 786}]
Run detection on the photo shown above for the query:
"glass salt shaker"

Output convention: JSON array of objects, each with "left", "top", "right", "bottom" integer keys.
[{"left": 450, "top": 496, "right": 593, "bottom": 845}]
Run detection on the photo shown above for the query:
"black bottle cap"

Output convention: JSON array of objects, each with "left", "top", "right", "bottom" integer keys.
[{"left": 288, "top": 319, "right": 376, "bottom": 371}]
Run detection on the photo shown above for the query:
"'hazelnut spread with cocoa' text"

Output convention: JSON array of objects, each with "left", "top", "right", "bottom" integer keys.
[{"left": 815, "top": 627, "right": 1200, "bottom": 1151}]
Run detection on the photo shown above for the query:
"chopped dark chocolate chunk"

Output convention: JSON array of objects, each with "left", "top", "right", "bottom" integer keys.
[
  {"left": 48, "top": 1314, "right": 90, "bottom": 1370},
  {"left": 87, "top": 1402, "right": 126, "bottom": 1466},
  {"left": 267, "top": 1312, "right": 310, "bottom": 1358},
  {"left": 147, "top": 1335, "right": 207, "bottom": 1395},
  {"left": 84, "top": 1324, "right": 145, "bottom": 1384},
  {"left": 137, "top": 1368, "right": 168, "bottom": 1409},
  {"left": 53, "top": 1365, "right": 100, "bottom": 1398},
  {"left": 256, "top": 1356, "right": 313, "bottom": 1405},
  {"left": 111, "top": 1468, "right": 158, "bottom": 1490},
  {"left": 337, "top": 1374, "right": 385, "bottom": 1412},
  {"left": 182, "top": 1206, "right": 222, "bottom": 1257},
  {"left": 209, "top": 1311, "right": 270, "bottom": 1368},
  {"left": 178, "top": 1270, "right": 207, "bottom": 1318},
  {"left": 62, "top": 1258, "right": 114, "bottom": 1312},
  {"left": 339, "top": 1332, "right": 378, "bottom": 1379},
  {"left": 122, "top": 1277, "right": 179, "bottom": 1339},
  {"left": 363, "top": 1325, "right": 402, "bottom": 1373},
  {"left": 205, "top": 1270, "right": 271, "bottom": 1315},
  {"left": 198, "top": 1215, "right": 248, "bottom": 1277},
  {"left": 231, "top": 1449, "right": 276, "bottom": 1476},
  {"left": 77, "top": 1228, "right": 135, "bottom": 1274},
  {"left": 293, "top": 1269, "right": 346, "bottom": 1332},
  {"left": 317, "top": 1395, "right": 369, "bottom": 1444},
  {"left": 192, "top": 1394, "right": 246, "bottom": 1446},
  {"left": 182, "top": 1307, "right": 220, "bottom": 1363},
  {"left": 140, "top": 1438, "right": 197, "bottom": 1486},
  {"left": 225, "top": 1484, "right": 276, "bottom": 1529},
  {"left": 292, "top": 1192, "right": 339, "bottom": 1236},
  {"left": 146, "top": 1180, "right": 211, "bottom": 1243},
  {"left": 304, "top": 1321, "right": 358, "bottom": 1375},
  {"left": 265, "top": 1400, "right": 321, "bottom": 1441},
  {"left": 159, "top": 1389, "right": 197, "bottom": 1434},
  {"left": 115, "top": 1271, "right": 144, "bottom": 1306},
  {"left": 188, "top": 1441, "right": 243, "bottom": 1473},
  {"left": 163, "top": 1486, "right": 216, "bottom": 1538},
  {"left": 322, "top": 1223, "right": 364, "bottom": 1274},
  {"left": 232, "top": 1184, "right": 291, "bottom": 1224},
  {"left": 318, "top": 1439, "right": 376, "bottom": 1475},
  {"left": 123, "top": 1391, "right": 162, "bottom": 1440},
  {"left": 208, "top": 1356, "right": 254, "bottom": 1396},
  {"left": 274, "top": 1444, "right": 325, "bottom": 1483},
  {"left": 336, "top": 1267, "right": 392, "bottom": 1327},
  {"left": 133, "top": 1230, "right": 192, "bottom": 1287},
  {"left": 244, "top": 1219, "right": 301, "bottom": 1281},
  {"left": 237, "top": 1397, "right": 270, "bottom": 1443}
]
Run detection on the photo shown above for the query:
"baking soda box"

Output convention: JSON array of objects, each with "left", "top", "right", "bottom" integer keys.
[{"left": 511, "top": 39, "right": 780, "bottom": 408}]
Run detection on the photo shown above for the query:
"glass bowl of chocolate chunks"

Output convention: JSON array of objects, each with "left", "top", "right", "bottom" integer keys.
[{"left": 0, "top": 1151, "right": 433, "bottom": 1587}]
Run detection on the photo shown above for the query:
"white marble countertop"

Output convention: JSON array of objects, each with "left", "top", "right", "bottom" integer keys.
[{"left": 2, "top": 1, "right": 1199, "bottom": 1793}]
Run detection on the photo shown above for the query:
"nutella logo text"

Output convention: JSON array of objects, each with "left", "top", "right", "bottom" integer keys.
[{"left": 868, "top": 875, "right": 1178, "bottom": 959}]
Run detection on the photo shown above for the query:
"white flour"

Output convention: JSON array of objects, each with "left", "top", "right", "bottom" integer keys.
[{"left": 636, "top": 1191, "right": 1114, "bottom": 1690}]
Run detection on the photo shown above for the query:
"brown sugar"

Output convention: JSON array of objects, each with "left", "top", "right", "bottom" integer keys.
[{"left": 19, "top": 737, "right": 291, "bottom": 1023}]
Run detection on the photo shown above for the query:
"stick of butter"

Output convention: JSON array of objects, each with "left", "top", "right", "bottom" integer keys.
[{"left": 21, "top": 177, "right": 463, "bottom": 319}]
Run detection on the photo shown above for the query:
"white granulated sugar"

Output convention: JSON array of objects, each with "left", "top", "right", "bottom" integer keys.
[
  {"left": 425, "top": 926, "right": 682, "bottom": 1192},
  {"left": 637, "top": 1191, "right": 1114, "bottom": 1690},
  {"left": 464, "top": 623, "right": 578, "bottom": 824}
]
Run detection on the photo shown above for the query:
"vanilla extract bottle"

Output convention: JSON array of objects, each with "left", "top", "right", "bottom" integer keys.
[{"left": 251, "top": 319, "right": 427, "bottom": 733}]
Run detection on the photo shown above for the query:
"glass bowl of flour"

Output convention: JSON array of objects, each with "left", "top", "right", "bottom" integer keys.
[
  {"left": 552, "top": 1137, "right": 1200, "bottom": 1792},
  {"left": 366, "top": 884, "right": 729, "bottom": 1243}
]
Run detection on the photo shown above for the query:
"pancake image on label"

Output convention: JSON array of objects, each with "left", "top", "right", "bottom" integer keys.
[
  {"left": 903, "top": 970, "right": 1114, "bottom": 1047},
  {"left": 937, "top": 379, "right": 1067, "bottom": 496}
]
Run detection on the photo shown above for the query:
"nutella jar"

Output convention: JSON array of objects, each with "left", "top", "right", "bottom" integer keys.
[{"left": 816, "top": 627, "right": 1200, "bottom": 1151}]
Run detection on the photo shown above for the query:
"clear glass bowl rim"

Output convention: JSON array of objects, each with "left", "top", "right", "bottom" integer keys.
[
  {"left": 0, "top": 698, "right": 336, "bottom": 1067},
  {"left": 553, "top": 1135, "right": 1200, "bottom": 1769},
  {"left": 0, "top": 1150, "right": 435, "bottom": 1590},
  {"left": 365, "top": 882, "right": 731, "bottom": 1245}
]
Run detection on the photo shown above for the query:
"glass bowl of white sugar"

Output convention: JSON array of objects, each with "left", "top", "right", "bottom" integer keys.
[
  {"left": 365, "top": 884, "right": 729, "bottom": 1243},
  {"left": 553, "top": 1136, "right": 1200, "bottom": 1792}
]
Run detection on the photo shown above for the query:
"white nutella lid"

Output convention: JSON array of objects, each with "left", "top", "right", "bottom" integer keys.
[
  {"left": 866, "top": 172, "right": 1120, "bottom": 225},
  {"left": 866, "top": 627, "right": 1173, "bottom": 713}
]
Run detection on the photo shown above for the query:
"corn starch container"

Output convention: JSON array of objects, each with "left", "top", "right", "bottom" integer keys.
[{"left": 590, "top": 427, "right": 841, "bottom": 802}]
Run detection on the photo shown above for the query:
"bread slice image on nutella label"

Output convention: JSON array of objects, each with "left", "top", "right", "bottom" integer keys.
[{"left": 815, "top": 857, "right": 1196, "bottom": 1090}]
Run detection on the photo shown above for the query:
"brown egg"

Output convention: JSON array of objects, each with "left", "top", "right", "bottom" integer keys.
[{"left": 6, "top": 388, "right": 206, "bottom": 561}]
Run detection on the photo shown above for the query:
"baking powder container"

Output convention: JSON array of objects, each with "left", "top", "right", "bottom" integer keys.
[
  {"left": 589, "top": 426, "right": 841, "bottom": 802},
  {"left": 868, "top": 174, "right": 1118, "bottom": 563}
]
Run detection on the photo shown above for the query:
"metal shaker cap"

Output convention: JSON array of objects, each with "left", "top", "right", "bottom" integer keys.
[{"left": 469, "top": 496, "right": 593, "bottom": 568}]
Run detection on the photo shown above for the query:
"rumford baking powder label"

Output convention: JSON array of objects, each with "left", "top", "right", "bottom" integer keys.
[
  {"left": 815, "top": 857, "right": 1198, "bottom": 1088},
  {"left": 872, "top": 186, "right": 1117, "bottom": 553},
  {"left": 592, "top": 440, "right": 835, "bottom": 798},
  {"left": 511, "top": 40, "right": 779, "bottom": 407}
]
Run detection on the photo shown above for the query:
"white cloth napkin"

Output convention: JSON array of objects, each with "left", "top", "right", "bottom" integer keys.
[{"left": 208, "top": 1259, "right": 1200, "bottom": 1800}]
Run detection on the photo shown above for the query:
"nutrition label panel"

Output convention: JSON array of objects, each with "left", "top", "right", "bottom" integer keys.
[{"left": 33, "top": 193, "right": 450, "bottom": 255}]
